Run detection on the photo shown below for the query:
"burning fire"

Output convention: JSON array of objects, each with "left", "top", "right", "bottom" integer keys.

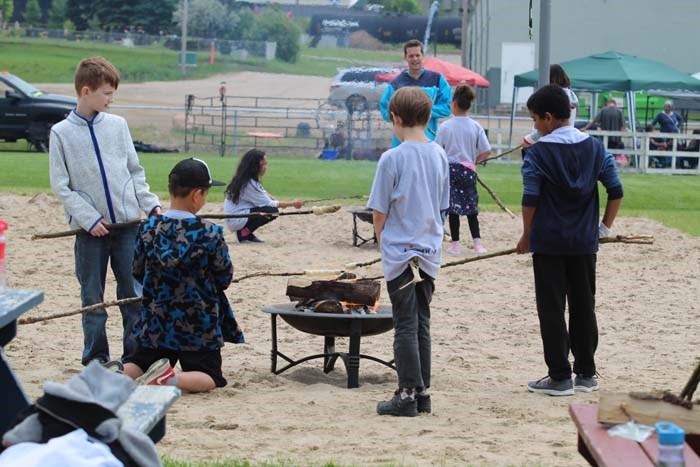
[{"left": 340, "top": 300, "right": 380, "bottom": 314}]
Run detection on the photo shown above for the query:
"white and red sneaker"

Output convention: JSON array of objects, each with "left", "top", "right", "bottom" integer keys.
[{"left": 136, "top": 358, "right": 176, "bottom": 386}]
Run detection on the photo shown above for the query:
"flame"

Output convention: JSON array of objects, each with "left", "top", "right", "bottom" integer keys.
[{"left": 339, "top": 300, "right": 380, "bottom": 314}]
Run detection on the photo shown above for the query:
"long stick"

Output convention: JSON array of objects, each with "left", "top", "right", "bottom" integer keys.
[
  {"left": 304, "top": 195, "right": 368, "bottom": 203},
  {"left": 32, "top": 206, "right": 341, "bottom": 240},
  {"left": 363, "top": 235, "right": 654, "bottom": 280},
  {"left": 19, "top": 235, "right": 654, "bottom": 325},
  {"left": 18, "top": 297, "right": 142, "bottom": 325},
  {"left": 32, "top": 220, "right": 143, "bottom": 240},
  {"left": 479, "top": 144, "right": 523, "bottom": 165},
  {"left": 476, "top": 174, "right": 515, "bottom": 218}
]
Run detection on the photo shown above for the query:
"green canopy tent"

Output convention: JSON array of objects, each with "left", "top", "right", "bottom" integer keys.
[{"left": 508, "top": 51, "right": 700, "bottom": 154}]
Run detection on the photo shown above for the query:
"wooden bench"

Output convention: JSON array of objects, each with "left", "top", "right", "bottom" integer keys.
[
  {"left": 0, "top": 289, "right": 178, "bottom": 444},
  {"left": 348, "top": 209, "right": 376, "bottom": 247},
  {"left": 569, "top": 403, "right": 700, "bottom": 466}
]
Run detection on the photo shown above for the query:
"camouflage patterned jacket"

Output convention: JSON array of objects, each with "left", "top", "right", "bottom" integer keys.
[{"left": 133, "top": 215, "right": 240, "bottom": 351}]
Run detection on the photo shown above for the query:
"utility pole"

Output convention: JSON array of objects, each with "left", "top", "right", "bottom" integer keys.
[
  {"left": 180, "top": 0, "right": 189, "bottom": 75},
  {"left": 460, "top": 0, "right": 479, "bottom": 69},
  {"left": 537, "top": 0, "right": 551, "bottom": 88}
]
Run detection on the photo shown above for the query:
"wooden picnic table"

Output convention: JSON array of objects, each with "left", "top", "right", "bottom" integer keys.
[{"left": 570, "top": 402, "right": 700, "bottom": 466}]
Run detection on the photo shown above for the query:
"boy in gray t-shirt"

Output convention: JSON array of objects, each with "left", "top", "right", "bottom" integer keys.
[{"left": 368, "top": 87, "right": 450, "bottom": 417}]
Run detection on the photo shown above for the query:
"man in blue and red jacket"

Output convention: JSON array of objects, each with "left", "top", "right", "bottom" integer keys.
[{"left": 379, "top": 39, "right": 452, "bottom": 147}]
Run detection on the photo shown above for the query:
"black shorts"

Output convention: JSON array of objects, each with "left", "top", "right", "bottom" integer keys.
[{"left": 124, "top": 346, "right": 227, "bottom": 388}]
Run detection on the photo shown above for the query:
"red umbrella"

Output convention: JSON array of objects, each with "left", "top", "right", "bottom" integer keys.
[{"left": 376, "top": 57, "right": 490, "bottom": 87}]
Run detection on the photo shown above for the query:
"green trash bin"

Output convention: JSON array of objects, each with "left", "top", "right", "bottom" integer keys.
[{"left": 178, "top": 52, "right": 197, "bottom": 67}]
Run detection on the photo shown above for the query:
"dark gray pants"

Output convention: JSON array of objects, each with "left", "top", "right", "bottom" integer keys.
[{"left": 387, "top": 265, "right": 435, "bottom": 389}]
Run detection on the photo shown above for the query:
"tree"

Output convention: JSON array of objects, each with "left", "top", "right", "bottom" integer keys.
[
  {"left": 173, "top": 0, "right": 229, "bottom": 38},
  {"left": 48, "top": 0, "right": 67, "bottom": 29},
  {"left": 250, "top": 9, "right": 300, "bottom": 63},
  {"left": 0, "top": 0, "right": 14, "bottom": 26},
  {"left": 67, "top": 0, "right": 96, "bottom": 30},
  {"left": 24, "top": 0, "right": 42, "bottom": 26},
  {"left": 132, "top": 0, "right": 178, "bottom": 34}
]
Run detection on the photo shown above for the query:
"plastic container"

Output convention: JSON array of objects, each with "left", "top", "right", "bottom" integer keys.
[
  {"left": 321, "top": 149, "right": 338, "bottom": 160},
  {"left": 656, "top": 422, "right": 685, "bottom": 467},
  {"left": 0, "top": 220, "right": 7, "bottom": 294}
]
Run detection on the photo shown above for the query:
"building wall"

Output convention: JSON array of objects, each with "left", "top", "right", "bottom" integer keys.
[{"left": 470, "top": 0, "right": 700, "bottom": 75}]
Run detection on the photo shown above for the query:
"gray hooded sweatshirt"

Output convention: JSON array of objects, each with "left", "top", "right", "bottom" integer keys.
[{"left": 49, "top": 110, "right": 160, "bottom": 231}]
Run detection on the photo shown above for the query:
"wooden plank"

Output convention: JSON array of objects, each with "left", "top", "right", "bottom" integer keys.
[
  {"left": 569, "top": 403, "right": 654, "bottom": 467},
  {"left": 640, "top": 435, "right": 700, "bottom": 466},
  {"left": 0, "top": 289, "right": 44, "bottom": 329},
  {"left": 118, "top": 386, "right": 180, "bottom": 434},
  {"left": 598, "top": 391, "right": 700, "bottom": 434}
]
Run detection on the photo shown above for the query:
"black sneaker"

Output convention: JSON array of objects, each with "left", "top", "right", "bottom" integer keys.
[
  {"left": 417, "top": 394, "right": 431, "bottom": 413},
  {"left": 394, "top": 389, "right": 431, "bottom": 413},
  {"left": 527, "top": 376, "right": 574, "bottom": 396},
  {"left": 377, "top": 393, "right": 418, "bottom": 417},
  {"left": 236, "top": 231, "right": 248, "bottom": 243},
  {"left": 574, "top": 374, "right": 600, "bottom": 392},
  {"left": 247, "top": 233, "right": 264, "bottom": 243}
]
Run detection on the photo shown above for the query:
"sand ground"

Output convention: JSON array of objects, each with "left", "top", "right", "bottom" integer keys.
[{"left": 3, "top": 188, "right": 699, "bottom": 466}]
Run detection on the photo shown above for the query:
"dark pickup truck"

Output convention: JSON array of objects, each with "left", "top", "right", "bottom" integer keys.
[{"left": 0, "top": 72, "right": 76, "bottom": 151}]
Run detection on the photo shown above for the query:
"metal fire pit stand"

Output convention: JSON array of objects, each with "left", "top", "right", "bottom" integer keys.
[{"left": 262, "top": 304, "right": 395, "bottom": 388}]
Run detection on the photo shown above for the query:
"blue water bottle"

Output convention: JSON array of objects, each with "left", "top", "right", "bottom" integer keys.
[{"left": 656, "top": 422, "right": 685, "bottom": 467}]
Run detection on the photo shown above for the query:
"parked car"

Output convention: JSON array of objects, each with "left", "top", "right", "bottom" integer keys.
[
  {"left": 0, "top": 72, "right": 76, "bottom": 151},
  {"left": 328, "top": 67, "right": 395, "bottom": 111}
]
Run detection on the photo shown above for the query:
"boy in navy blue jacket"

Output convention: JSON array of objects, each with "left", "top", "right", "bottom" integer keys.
[{"left": 516, "top": 85, "right": 623, "bottom": 396}]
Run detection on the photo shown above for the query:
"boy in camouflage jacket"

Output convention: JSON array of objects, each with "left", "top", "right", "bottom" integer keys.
[{"left": 123, "top": 158, "right": 243, "bottom": 392}]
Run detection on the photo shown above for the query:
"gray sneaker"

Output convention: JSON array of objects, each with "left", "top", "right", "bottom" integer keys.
[
  {"left": 527, "top": 376, "right": 574, "bottom": 396},
  {"left": 574, "top": 374, "right": 599, "bottom": 392}
]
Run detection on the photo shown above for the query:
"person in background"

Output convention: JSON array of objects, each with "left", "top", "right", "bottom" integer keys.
[
  {"left": 379, "top": 39, "right": 452, "bottom": 147},
  {"left": 223, "top": 149, "right": 304, "bottom": 243},
  {"left": 651, "top": 100, "right": 684, "bottom": 151},
  {"left": 581, "top": 97, "right": 626, "bottom": 150},
  {"left": 517, "top": 85, "right": 623, "bottom": 397},
  {"left": 522, "top": 64, "right": 579, "bottom": 147},
  {"left": 435, "top": 85, "right": 491, "bottom": 256}
]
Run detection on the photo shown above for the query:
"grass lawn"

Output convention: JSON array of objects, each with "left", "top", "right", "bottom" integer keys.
[
  {"left": 1, "top": 151, "right": 699, "bottom": 236},
  {"left": 0, "top": 37, "right": 408, "bottom": 84}
]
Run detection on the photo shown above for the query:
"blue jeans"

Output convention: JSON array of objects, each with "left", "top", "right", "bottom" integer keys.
[
  {"left": 74, "top": 225, "right": 140, "bottom": 365},
  {"left": 386, "top": 265, "right": 435, "bottom": 389}
]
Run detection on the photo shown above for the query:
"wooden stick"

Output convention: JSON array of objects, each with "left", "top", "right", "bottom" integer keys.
[
  {"left": 305, "top": 195, "right": 368, "bottom": 203},
  {"left": 476, "top": 174, "right": 516, "bottom": 218},
  {"left": 201, "top": 205, "right": 341, "bottom": 220},
  {"left": 344, "top": 257, "right": 381, "bottom": 269},
  {"left": 479, "top": 144, "right": 523, "bottom": 165},
  {"left": 18, "top": 297, "right": 142, "bottom": 325},
  {"left": 365, "top": 235, "right": 655, "bottom": 280},
  {"left": 33, "top": 206, "right": 341, "bottom": 240},
  {"left": 20, "top": 235, "right": 655, "bottom": 324},
  {"left": 32, "top": 220, "right": 143, "bottom": 240},
  {"left": 680, "top": 359, "right": 700, "bottom": 402}
]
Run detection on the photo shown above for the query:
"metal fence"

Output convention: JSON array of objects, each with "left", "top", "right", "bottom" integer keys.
[
  {"left": 20, "top": 28, "right": 271, "bottom": 58},
  {"left": 109, "top": 97, "right": 700, "bottom": 174}
]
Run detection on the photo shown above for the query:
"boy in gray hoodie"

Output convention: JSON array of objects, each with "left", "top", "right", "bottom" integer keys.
[{"left": 49, "top": 57, "right": 161, "bottom": 366}]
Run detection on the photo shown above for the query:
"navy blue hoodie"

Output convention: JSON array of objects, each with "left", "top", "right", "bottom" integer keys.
[{"left": 521, "top": 126, "right": 623, "bottom": 255}]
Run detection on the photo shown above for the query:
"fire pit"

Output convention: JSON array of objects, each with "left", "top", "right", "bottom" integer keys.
[{"left": 262, "top": 303, "right": 395, "bottom": 388}]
